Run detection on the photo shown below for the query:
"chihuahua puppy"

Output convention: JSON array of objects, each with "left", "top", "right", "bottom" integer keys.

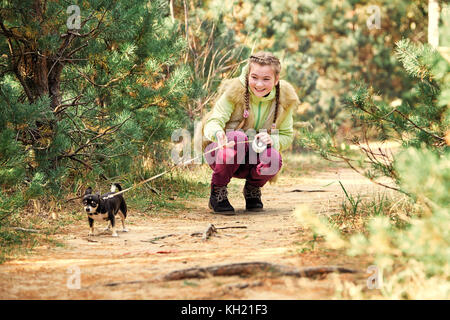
[{"left": 83, "top": 183, "right": 128, "bottom": 237}]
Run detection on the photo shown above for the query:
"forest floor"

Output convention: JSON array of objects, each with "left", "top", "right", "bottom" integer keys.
[{"left": 0, "top": 155, "right": 394, "bottom": 299}]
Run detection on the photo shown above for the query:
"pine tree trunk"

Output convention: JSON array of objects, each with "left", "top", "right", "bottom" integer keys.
[
  {"left": 12, "top": 1, "right": 64, "bottom": 111},
  {"left": 47, "top": 60, "right": 63, "bottom": 111},
  {"left": 428, "top": 0, "right": 440, "bottom": 48},
  {"left": 169, "top": 0, "right": 175, "bottom": 22}
]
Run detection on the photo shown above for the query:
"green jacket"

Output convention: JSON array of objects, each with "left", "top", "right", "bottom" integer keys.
[{"left": 203, "top": 64, "right": 299, "bottom": 152}]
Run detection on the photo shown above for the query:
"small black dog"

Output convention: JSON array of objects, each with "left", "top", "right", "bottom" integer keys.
[{"left": 82, "top": 183, "right": 128, "bottom": 237}]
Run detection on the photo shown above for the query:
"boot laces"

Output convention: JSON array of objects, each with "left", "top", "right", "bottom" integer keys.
[
  {"left": 213, "top": 185, "right": 229, "bottom": 202},
  {"left": 244, "top": 184, "right": 261, "bottom": 199}
]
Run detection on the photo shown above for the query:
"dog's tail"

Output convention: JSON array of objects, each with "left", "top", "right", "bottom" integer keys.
[{"left": 111, "top": 183, "right": 122, "bottom": 193}]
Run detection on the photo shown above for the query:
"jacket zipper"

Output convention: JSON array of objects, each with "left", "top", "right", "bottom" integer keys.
[{"left": 254, "top": 101, "right": 262, "bottom": 129}]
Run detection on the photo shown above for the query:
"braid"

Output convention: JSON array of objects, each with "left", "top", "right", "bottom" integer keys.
[
  {"left": 274, "top": 81, "right": 280, "bottom": 127},
  {"left": 249, "top": 53, "right": 281, "bottom": 75},
  {"left": 250, "top": 55, "right": 280, "bottom": 67},
  {"left": 244, "top": 71, "right": 250, "bottom": 115}
]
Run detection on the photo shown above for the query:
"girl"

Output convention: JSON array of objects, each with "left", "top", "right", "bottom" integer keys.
[{"left": 200, "top": 51, "right": 300, "bottom": 214}]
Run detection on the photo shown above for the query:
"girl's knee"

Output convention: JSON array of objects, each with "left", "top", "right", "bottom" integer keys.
[
  {"left": 257, "top": 148, "right": 282, "bottom": 176},
  {"left": 226, "top": 130, "right": 249, "bottom": 158},
  {"left": 204, "top": 142, "right": 217, "bottom": 166},
  {"left": 226, "top": 130, "right": 248, "bottom": 143},
  {"left": 216, "top": 148, "right": 237, "bottom": 165},
  {"left": 264, "top": 147, "right": 282, "bottom": 166}
]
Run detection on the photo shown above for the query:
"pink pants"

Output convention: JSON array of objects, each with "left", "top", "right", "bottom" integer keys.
[{"left": 204, "top": 131, "right": 282, "bottom": 187}]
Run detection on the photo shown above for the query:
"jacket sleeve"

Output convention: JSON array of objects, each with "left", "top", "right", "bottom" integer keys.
[
  {"left": 203, "top": 94, "right": 235, "bottom": 142},
  {"left": 271, "top": 107, "right": 294, "bottom": 152}
]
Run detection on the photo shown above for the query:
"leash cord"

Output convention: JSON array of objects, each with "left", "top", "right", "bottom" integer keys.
[{"left": 102, "top": 139, "right": 255, "bottom": 199}]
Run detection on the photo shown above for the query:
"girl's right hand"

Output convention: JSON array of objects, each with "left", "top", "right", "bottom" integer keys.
[{"left": 216, "top": 131, "right": 228, "bottom": 148}]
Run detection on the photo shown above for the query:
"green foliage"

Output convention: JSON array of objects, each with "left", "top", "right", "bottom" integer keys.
[
  {"left": 346, "top": 149, "right": 449, "bottom": 298},
  {"left": 295, "top": 148, "right": 450, "bottom": 298},
  {"left": 339, "top": 181, "right": 363, "bottom": 217},
  {"left": 175, "top": 0, "right": 250, "bottom": 121},
  {"left": 395, "top": 148, "right": 449, "bottom": 209},
  {"left": 203, "top": 1, "right": 428, "bottom": 151},
  {"left": 205, "top": 0, "right": 322, "bottom": 103},
  {"left": 301, "top": 39, "right": 449, "bottom": 187},
  {"left": 295, "top": 35, "right": 450, "bottom": 298},
  {"left": 0, "top": 0, "right": 203, "bottom": 262},
  {"left": 0, "top": 0, "right": 193, "bottom": 197}
]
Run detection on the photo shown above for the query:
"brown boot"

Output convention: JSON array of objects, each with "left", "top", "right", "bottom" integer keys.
[
  {"left": 243, "top": 182, "right": 263, "bottom": 212},
  {"left": 209, "top": 184, "right": 235, "bottom": 215}
]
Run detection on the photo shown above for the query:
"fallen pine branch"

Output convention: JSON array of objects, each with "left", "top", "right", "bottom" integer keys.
[
  {"left": 225, "top": 280, "right": 264, "bottom": 290},
  {"left": 65, "top": 195, "right": 83, "bottom": 202},
  {"left": 290, "top": 189, "right": 328, "bottom": 193},
  {"left": 140, "top": 233, "right": 178, "bottom": 243},
  {"left": 190, "top": 232, "right": 202, "bottom": 237},
  {"left": 216, "top": 226, "right": 247, "bottom": 230},
  {"left": 98, "top": 262, "right": 359, "bottom": 288},
  {"left": 191, "top": 224, "right": 248, "bottom": 240},
  {"left": 104, "top": 280, "right": 144, "bottom": 287},
  {"left": 160, "top": 262, "right": 359, "bottom": 281},
  {"left": 11, "top": 227, "right": 40, "bottom": 233}
]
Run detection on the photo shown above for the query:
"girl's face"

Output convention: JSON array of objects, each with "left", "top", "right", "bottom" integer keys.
[{"left": 248, "top": 63, "right": 279, "bottom": 98}]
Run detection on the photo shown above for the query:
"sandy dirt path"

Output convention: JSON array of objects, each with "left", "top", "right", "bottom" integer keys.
[{"left": 0, "top": 168, "right": 388, "bottom": 299}]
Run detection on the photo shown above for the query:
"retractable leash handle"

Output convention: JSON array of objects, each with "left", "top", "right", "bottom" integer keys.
[{"left": 252, "top": 136, "right": 268, "bottom": 153}]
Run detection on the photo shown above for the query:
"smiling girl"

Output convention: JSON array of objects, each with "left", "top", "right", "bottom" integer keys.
[{"left": 200, "top": 51, "right": 300, "bottom": 214}]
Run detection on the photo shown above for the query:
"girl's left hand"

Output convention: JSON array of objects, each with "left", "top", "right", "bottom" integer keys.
[{"left": 255, "top": 132, "right": 273, "bottom": 146}]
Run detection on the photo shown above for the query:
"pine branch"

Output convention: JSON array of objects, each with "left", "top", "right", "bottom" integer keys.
[
  {"left": 335, "top": 150, "right": 407, "bottom": 195},
  {"left": 68, "top": 61, "right": 138, "bottom": 88},
  {"left": 393, "top": 109, "right": 444, "bottom": 142},
  {"left": 62, "top": 117, "right": 132, "bottom": 158},
  {"left": 347, "top": 89, "right": 444, "bottom": 143}
]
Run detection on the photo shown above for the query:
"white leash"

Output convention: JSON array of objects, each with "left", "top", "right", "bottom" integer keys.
[{"left": 102, "top": 139, "right": 265, "bottom": 200}]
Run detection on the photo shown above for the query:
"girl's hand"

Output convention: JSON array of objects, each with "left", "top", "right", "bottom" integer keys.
[
  {"left": 216, "top": 131, "right": 228, "bottom": 148},
  {"left": 255, "top": 132, "right": 273, "bottom": 146}
]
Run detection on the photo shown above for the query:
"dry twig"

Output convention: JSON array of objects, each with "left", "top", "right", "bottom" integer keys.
[{"left": 142, "top": 225, "right": 248, "bottom": 243}]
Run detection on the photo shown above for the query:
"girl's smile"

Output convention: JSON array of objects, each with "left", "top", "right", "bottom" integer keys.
[{"left": 248, "top": 64, "right": 279, "bottom": 97}]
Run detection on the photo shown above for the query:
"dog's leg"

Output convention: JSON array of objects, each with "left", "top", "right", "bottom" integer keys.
[
  {"left": 104, "top": 220, "right": 111, "bottom": 232},
  {"left": 110, "top": 214, "right": 118, "bottom": 237},
  {"left": 119, "top": 212, "right": 128, "bottom": 232},
  {"left": 88, "top": 217, "right": 95, "bottom": 236},
  {"left": 120, "top": 200, "right": 127, "bottom": 219}
]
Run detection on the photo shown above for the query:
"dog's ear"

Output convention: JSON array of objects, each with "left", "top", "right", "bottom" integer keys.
[
  {"left": 84, "top": 187, "right": 93, "bottom": 195},
  {"left": 93, "top": 193, "right": 102, "bottom": 203}
]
